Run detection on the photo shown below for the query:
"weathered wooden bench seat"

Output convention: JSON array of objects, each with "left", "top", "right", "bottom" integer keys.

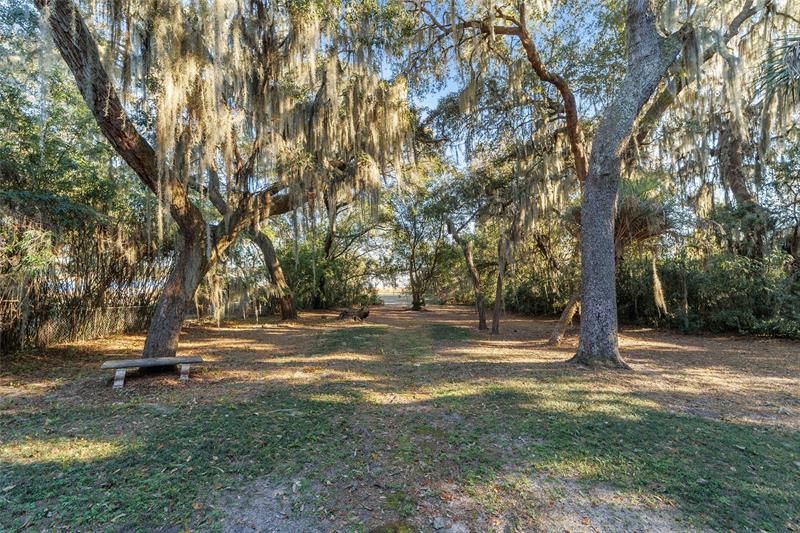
[{"left": 100, "top": 356, "right": 204, "bottom": 389}]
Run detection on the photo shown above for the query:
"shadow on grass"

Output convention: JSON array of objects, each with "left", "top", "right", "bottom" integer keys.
[
  {"left": 2, "top": 377, "right": 798, "bottom": 530},
  {"left": 1, "top": 311, "right": 798, "bottom": 531},
  {"left": 1, "top": 388, "right": 357, "bottom": 529}
]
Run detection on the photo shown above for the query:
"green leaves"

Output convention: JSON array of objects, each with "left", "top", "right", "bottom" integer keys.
[{"left": 758, "top": 35, "right": 800, "bottom": 102}]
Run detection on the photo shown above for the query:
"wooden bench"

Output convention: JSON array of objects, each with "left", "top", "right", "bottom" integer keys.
[{"left": 100, "top": 356, "right": 204, "bottom": 389}]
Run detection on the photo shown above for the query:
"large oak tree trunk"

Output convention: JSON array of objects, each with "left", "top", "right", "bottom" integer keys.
[
  {"left": 572, "top": 0, "right": 683, "bottom": 368},
  {"left": 248, "top": 230, "right": 297, "bottom": 320},
  {"left": 142, "top": 233, "right": 209, "bottom": 358},
  {"left": 573, "top": 173, "right": 624, "bottom": 366}
]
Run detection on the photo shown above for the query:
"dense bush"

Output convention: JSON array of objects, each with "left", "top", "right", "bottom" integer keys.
[
  {"left": 1, "top": 197, "right": 169, "bottom": 352},
  {"left": 498, "top": 247, "right": 800, "bottom": 339},
  {"left": 617, "top": 251, "right": 800, "bottom": 338},
  {"left": 505, "top": 275, "right": 574, "bottom": 316},
  {"left": 280, "top": 240, "right": 380, "bottom": 309}
]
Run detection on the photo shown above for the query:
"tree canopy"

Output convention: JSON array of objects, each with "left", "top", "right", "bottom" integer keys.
[{"left": 1, "top": 0, "right": 799, "bottom": 362}]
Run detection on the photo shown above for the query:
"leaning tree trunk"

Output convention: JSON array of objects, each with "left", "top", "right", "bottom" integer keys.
[
  {"left": 464, "top": 237, "right": 488, "bottom": 329},
  {"left": 248, "top": 229, "right": 297, "bottom": 320},
  {"left": 572, "top": 0, "right": 683, "bottom": 368},
  {"left": 548, "top": 287, "right": 580, "bottom": 346},
  {"left": 37, "top": 0, "right": 212, "bottom": 359},
  {"left": 447, "top": 220, "right": 488, "bottom": 330},
  {"left": 142, "top": 232, "right": 209, "bottom": 358}
]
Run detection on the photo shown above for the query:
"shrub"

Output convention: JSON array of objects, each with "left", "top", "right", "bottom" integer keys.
[{"left": 616, "top": 251, "right": 800, "bottom": 338}]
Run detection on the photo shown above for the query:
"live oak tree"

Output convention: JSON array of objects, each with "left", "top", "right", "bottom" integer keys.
[
  {"left": 404, "top": 0, "right": 788, "bottom": 367},
  {"left": 36, "top": 0, "right": 410, "bottom": 357},
  {"left": 388, "top": 168, "right": 451, "bottom": 311}
]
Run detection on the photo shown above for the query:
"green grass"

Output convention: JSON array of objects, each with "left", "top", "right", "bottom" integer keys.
[
  {"left": 385, "top": 488, "right": 416, "bottom": 518},
  {"left": 0, "top": 391, "right": 354, "bottom": 529},
  {"left": 313, "top": 324, "right": 388, "bottom": 354},
  {"left": 428, "top": 385, "right": 800, "bottom": 531},
  {"left": 2, "top": 320, "right": 798, "bottom": 531},
  {"left": 428, "top": 323, "right": 473, "bottom": 341}
]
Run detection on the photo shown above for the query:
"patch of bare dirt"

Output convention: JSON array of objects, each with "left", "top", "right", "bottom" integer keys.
[
  {"left": 217, "top": 478, "right": 335, "bottom": 533},
  {"left": 530, "top": 475, "right": 697, "bottom": 533}
]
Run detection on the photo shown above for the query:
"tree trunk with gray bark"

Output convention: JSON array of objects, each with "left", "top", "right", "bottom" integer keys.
[
  {"left": 572, "top": 0, "right": 684, "bottom": 368},
  {"left": 491, "top": 238, "right": 507, "bottom": 335}
]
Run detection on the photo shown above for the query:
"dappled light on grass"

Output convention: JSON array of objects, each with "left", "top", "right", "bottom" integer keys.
[
  {"left": 256, "top": 353, "right": 380, "bottom": 364},
  {"left": 0, "top": 378, "right": 63, "bottom": 402},
  {"left": 523, "top": 397, "right": 653, "bottom": 422},
  {"left": 618, "top": 334, "right": 709, "bottom": 353},
  {"left": 179, "top": 338, "right": 263, "bottom": 351},
  {"left": 305, "top": 392, "right": 354, "bottom": 404},
  {"left": 459, "top": 470, "right": 687, "bottom": 532},
  {"left": 202, "top": 367, "right": 380, "bottom": 390},
  {"left": 0, "top": 437, "right": 127, "bottom": 465},
  {"left": 1, "top": 305, "right": 798, "bottom": 530},
  {"left": 430, "top": 380, "right": 658, "bottom": 420}
]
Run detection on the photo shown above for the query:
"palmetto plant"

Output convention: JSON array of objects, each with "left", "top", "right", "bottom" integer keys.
[
  {"left": 759, "top": 35, "right": 800, "bottom": 102},
  {"left": 565, "top": 176, "right": 671, "bottom": 257}
]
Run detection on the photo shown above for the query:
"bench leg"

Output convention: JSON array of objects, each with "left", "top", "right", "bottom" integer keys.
[
  {"left": 179, "top": 364, "right": 191, "bottom": 383},
  {"left": 113, "top": 369, "right": 126, "bottom": 389}
]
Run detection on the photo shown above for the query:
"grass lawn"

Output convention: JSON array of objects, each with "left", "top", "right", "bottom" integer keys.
[{"left": 1, "top": 306, "right": 799, "bottom": 531}]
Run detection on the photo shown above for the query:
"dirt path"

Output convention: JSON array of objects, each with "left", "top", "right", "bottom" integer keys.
[{"left": 2, "top": 306, "right": 799, "bottom": 531}]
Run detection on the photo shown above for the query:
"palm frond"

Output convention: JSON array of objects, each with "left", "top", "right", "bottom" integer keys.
[{"left": 758, "top": 35, "right": 800, "bottom": 103}]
